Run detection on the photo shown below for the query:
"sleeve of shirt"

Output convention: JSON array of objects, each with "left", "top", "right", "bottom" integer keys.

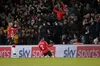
[
  {"left": 13, "top": 28, "right": 19, "bottom": 31},
  {"left": 61, "top": 2, "right": 66, "bottom": 11}
]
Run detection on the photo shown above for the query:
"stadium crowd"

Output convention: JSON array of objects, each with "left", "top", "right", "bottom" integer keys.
[{"left": 0, "top": 0, "right": 100, "bottom": 45}]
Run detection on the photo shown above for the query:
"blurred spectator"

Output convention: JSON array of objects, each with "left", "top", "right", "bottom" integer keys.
[
  {"left": 93, "top": 37, "right": 99, "bottom": 44},
  {"left": 73, "top": 38, "right": 83, "bottom": 45},
  {"left": 14, "top": 30, "right": 19, "bottom": 44},
  {"left": 7, "top": 23, "right": 19, "bottom": 45},
  {"left": 0, "top": 29, "right": 6, "bottom": 45},
  {"left": 53, "top": 2, "right": 66, "bottom": 21}
]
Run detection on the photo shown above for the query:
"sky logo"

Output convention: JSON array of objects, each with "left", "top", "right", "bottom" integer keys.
[
  {"left": 19, "top": 48, "right": 30, "bottom": 58},
  {"left": 63, "top": 47, "right": 76, "bottom": 58}
]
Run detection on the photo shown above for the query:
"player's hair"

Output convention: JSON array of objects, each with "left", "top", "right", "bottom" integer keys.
[
  {"left": 41, "top": 37, "right": 45, "bottom": 40},
  {"left": 8, "top": 22, "right": 13, "bottom": 26}
]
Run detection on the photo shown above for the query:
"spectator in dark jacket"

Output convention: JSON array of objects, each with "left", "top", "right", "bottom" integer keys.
[{"left": 0, "top": 29, "right": 7, "bottom": 45}]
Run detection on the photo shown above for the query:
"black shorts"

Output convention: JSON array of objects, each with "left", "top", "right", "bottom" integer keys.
[{"left": 43, "top": 51, "right": 52, "bottom": 57}]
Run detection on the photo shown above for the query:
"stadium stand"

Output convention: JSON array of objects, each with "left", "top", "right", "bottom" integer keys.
[{"left": 0, "top": 0, "right": 100, "bottom": 45}]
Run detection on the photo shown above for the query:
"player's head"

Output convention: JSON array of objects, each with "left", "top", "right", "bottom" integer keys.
[
  {"left": 50, "top": 40, "right": 54, "bottom": 44},
  {"left": 41, "top": 37, "right": 45, "bottom": 40},
  {"left": 41, "top": 37, "right": 48, "bottom": 41},
  {"left": 59, "top": 7, "right": 63, "bottom": 11},
  {"left": 9, "top": 22, "right": 13, "bottom": 27}
]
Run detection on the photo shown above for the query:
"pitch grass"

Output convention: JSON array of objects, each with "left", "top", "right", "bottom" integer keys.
[{"left": 0, "top": 58, "right": 100, "bottom": 66}]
